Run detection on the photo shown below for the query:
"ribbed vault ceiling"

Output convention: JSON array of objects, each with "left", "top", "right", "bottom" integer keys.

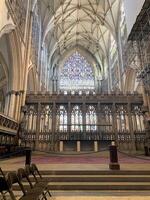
[{"left": 40, "top": 0, "right": 122, "bottom": 70}]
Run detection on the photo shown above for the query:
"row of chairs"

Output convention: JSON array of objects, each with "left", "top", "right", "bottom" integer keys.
[{"left": 0, "top": 164, "right": 52, "bottom": 200}]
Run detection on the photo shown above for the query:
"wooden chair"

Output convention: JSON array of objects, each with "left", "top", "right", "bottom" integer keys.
[
  {"left": 6, "top": 171, "right": 24, "bottom": 200},
  {"left": 29, "top": 164, "right": 51, "bottom": 197},
  {"left": 17, "top": 168, "right": 48, "bottom": 200},
  {"left": 0, "top": 168, "right": 17, "bottom": 200}
]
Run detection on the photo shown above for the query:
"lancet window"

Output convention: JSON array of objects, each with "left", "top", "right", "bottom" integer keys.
[
  {"left": 40, "top": 105, "right": 52, "bottom": 132},
  {"left": 132, "top": 105, "right": 145, "bottom": 132},
  {"left": 56, "top": 105, "right": 67, "bottom": 132},
  {"left": 116, "top": 105, "right": 129, "bottom": 132},
  {"left": 71, "top": 105, "right": 83, "bottom": 132},
  {"left": 25, "top": 105, "right": 37, "bottom": 132},
  {"left": 86, "top": 106, "right": 97, "bottom": 131}
]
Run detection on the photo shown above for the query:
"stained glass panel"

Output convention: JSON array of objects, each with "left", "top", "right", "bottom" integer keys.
[
  {"left": 60, "top": 51, "right": 95, "bottom": 91},
  {"left": 71, "top": 106, "right": 83, "bottom": 132},
  {"left": 56, "top": 105, "right": 67, "bottom": 131},
  {"left": 86, "top": 106, "right": 97, "bottom": 131}
]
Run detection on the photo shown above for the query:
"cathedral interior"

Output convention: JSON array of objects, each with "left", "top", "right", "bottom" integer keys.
[{"left": 0, "top": 0, "right": 150, "bottom": 199}]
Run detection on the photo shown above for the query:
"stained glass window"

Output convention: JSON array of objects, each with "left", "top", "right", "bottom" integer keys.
[
  {"left": 56, "top": 105, "right": 67, "bottom": 131},
  {"left": 86, "top": 106, "right": 97, "bottom": 131},
  {"left": 71, "top": 105, "right": 83, "bottom": 132},
  {"left": 60, "top": 51, "right": 95, "bottom": 91}
]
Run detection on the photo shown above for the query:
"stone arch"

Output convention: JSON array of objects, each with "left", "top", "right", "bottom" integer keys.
[
  {"left": 27, "top": 65, "right": 38, "bottom": 92},
  {"left": 0, "top": 52, "right": 9, "bottom": 83},
  {"left": 0, "top": 52, "right": 8, "bottom": 113},
  {"left": 0, "top": 28, "right": 22, "bottom": 92},
  {"left": 0, "top": 24, "right": 15, "bottom": 39},
  {"left": 7, "top": 30, "right": 22, "bottom": 91}
]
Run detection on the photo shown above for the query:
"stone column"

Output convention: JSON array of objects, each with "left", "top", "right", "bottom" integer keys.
[
  {"left": 4, "top": 93, "right": 10, "bottom": 116},
  {"left": 77, "top": 141, "right": 81, "bottom": 152},
  {"left": 67, "top": 102, "right": 71, "bottom": 133},
  {"left": 107, "top": 57, "right": 112, "bottom": 94},
  {"left": 82, "top": 103, "right": 86, "bottom": 132},
  {"left": 15, "top": 92, "right": 20, "bottom": 121},
  {"left": 94, "top": 141, "right": 98, "bottom": 152},
  {"left": 35, "top": 102, "right": 41, "bottom": 150},
  {"left": 8, "top": 91, "right": 16, "bottom": 118},
  {"left": 127, "top": 103, "right": 136, "bottom": 152},
  {"left": 52, "top": 102, "right": 56, "bottom": 133},
  {"left": 97, "top": 102, "right": 101, "bottom": 134},
  {"left": 51, "top": 102, "right": 56, "bottom": 150},
  {"left": 141, "top": 81, "right": 148, "bottom": 107},
  {"left": 59, "top": 141, "right": 63, "bottom": 152},
  {"left": 22, "top": 10, "right": 34, "bottom": 105},
  {"left": 116, "top": 34, "right": 123, "bottom": 91},
  {"left": 55, "top": 77, "right": 58, "bottom": 93},
  {"left": 17, "top": 90, "right": 24, "bottom": 121},
  {"left": 52, "top": 78, "right": 55, "bottom": 93},
  {"left": 112, "top": 103, "right": 118, "bottom": 144}
]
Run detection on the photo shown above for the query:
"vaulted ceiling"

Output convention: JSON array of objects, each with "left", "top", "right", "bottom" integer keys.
[{"left": 39, "top": 0, "right": 123, "bottom": 69}]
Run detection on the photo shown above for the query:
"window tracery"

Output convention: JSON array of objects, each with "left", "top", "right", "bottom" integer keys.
[
  {"left": 60, "top": 51, "right": 95, "bottom": 91},
  {"left": 86, "top": 106, "right": 97, "bottom": 131},
  {"left": 71, "top": 105, "right": 83, "bottom": 132},
  {"left": 56, "top": 105, "right": 67, "bottom": 132}
]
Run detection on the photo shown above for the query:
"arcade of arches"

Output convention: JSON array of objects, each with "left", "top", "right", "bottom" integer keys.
[{"left": 0, "top": 0, "right": 150, "bottom": 155}]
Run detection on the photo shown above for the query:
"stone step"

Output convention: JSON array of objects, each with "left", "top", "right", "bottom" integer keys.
[
  {"left": 11, "top": 170, "right": 150, "bottom": 191},
  {"left": 41, "top": 170, "right": 150, "bottom": 175},
  {"left": 44, "top": 176, "right": 150, "bottom": 182},
  {"left": 13, "top": 182, "right": 150, "bottom": 191},
  {"left": 48, "top": 182, "right": 150, "bottom": 190},
  {"left": 26, "top": 175, "right": 150, "bottom": 182},
  {"left": 5, "top": 170, "right": 150, "bottom": 176}
]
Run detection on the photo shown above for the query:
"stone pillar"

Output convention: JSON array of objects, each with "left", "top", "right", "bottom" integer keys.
[
  {"left": 51, "top": 102, "right": 56, "bottom": 150},
  {"left": 112, "top": 103, "right": 118, "bottom": 143},
  {"left": 15, "top": 92, "right": 20, "bottom": 121},
  {"left": 52, "top": 102, "right": 56, "bottom": 133},
  {"left": 56, "top": 77, "right": 58, "bottom": 93},
  {"left": 107, "top": 57, "right": 112, "bottom": 94},
  {"left": 8, "top": 91, "right": 16, "bottom": 118},
  {"left": 116, "top": 34, "right": 123, "bottom": 91},
  {"left": 82, "top": 103, "right": 86, "bottom": 132},
  {"left": 94, "top": 141, "right": 98, "bottom": 152},
  {"left": 52, "top": 78, "right": 55, "bottom": 93},
  {"left": 17, "top": 90, "right": 24, "bottom": 121},
  {"left": 59, "top": 141, "right": 63, "bottom": 152},
  {"left": 77, "top": 141, "right": 81, "bottom": 152},
  {"left": 35, "top": 102, "right": 41, "bottom": 150},
  {"left": 4, "top": 93, "right": 10, "bottom": 116},
  {"left": 97, "top": 102, "right": 101, "bottom": 134},
  {"left": 67, "top": 102, "right": 71, "bottom": 132},
  {"left": 22, "top": 11, "right": 34, "bottom": 105},
  {"left": 141, "top": 81, "right": 148, "bottom": 107},
  {"left": 127, "top": 103, "right": 136, "bottom": 152}
]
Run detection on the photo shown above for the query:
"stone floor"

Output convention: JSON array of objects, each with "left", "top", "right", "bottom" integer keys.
[
  {"left": 1, "top": 151, "right": 150, "bottom": 200},
  {"left": 3, "top": 194, "right": 150, "bottom": 200},
  {"left": 1, "top": 151, "right": 150, "bottom": 171}
]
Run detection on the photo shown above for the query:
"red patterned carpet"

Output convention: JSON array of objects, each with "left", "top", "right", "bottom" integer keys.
[{"left": 14, "top": 152, "right": 150, "bottom": 165}]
